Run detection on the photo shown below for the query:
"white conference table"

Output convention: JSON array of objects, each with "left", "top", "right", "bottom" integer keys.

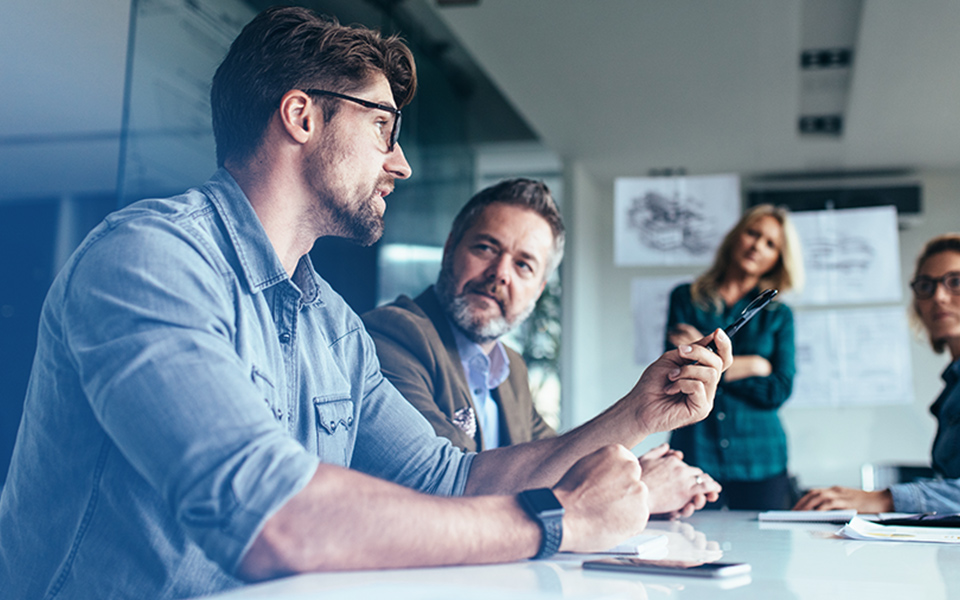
[{"left": 198, "top": 510, "right": 960, "bottom": 599}]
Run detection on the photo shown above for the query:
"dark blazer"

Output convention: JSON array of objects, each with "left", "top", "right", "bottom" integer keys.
[{"left": 362, "top": 286, "right": 556, "bottom": 452}]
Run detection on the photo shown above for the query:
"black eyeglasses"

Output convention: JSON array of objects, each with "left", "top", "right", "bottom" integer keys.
[
  {"left": 911, "top": 272, "right": 960, "bottom": 300},
  {"left": 303, "top": 89, "right": 401, "bottom": 152}
]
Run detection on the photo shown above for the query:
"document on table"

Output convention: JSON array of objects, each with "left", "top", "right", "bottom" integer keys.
[
  {"left": 758, "top": 510, "right": 857, "bottom": 523},
  {"left": 554, "top": 533, "right": 668, "bottom": 561},
  {"left": 839, "top": 516, "right": 960, "bottom": 544}
]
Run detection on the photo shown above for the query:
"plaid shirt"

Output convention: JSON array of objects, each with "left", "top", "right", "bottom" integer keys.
[{"left": 665, "top": 284, "right": 795, "bottom": 482}]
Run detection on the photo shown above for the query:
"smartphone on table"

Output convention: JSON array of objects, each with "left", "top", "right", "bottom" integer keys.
[{"left": 583, "top": 557, "right": 751, "bottom": 579}]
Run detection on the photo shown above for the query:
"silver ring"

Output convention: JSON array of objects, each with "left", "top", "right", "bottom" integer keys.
[{"left": 695, "top": 475, "right": 704, "bottom": 485}]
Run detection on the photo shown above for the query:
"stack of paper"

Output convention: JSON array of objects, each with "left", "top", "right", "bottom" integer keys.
[{"left": 839, "top": 517, "right": 960, "bottom": 544}]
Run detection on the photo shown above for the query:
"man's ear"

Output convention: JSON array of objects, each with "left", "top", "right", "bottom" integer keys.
[{"left": 277, "top": 89, "right": 315, "bottom": 144}]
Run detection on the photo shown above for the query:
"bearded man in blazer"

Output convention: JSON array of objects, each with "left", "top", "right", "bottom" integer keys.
[{"left": 362, "top": 178, "right": 721, "bottom": 517}]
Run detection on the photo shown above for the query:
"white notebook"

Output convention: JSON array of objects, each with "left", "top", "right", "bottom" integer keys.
[{"left": 758, "top": 509, "right": 857, "bottom": 523}]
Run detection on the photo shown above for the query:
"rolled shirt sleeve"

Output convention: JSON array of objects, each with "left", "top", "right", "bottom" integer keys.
[
  {"left": 63, "top": 213, "right": 320, "bottom": 572},
  {"left": 890, "top": 478, "right": 960, "bottom": 514}
]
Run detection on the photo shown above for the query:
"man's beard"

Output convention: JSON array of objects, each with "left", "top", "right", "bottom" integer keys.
[
  {"left": 435, "top": 257, "right": 537, "bottom": 345},
  {"left": 304, "top": 135, "right": 387, "bottom": 247},
  {"left": 325, "top": 190, "right": 384, "bottom": 247}
]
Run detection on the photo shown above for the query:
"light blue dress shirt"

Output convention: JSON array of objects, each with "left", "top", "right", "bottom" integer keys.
[
  {"left": 0, "top": 170, "right": 473, "bottom": 599},
  {"left": 448, "top": 322, "right": 510, "bottom": 449}
]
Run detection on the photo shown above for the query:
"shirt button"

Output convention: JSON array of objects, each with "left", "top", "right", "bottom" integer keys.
[
  {"left": 719, "top": 439, "right": 730, "bottom": 449},
  {"left": 474, "top": 389, "right": 482, "bottom": 395},
  {"left": 274, "top": 408, "right": 283, "bottom": 419},
  {"left": 716, "top": 412, "right": 726, "bottom": 421},
  {"left": 279, "top": 332, "right": 291, "bottom": 344}
]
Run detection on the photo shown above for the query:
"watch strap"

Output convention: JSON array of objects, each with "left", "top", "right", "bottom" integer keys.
[{"left": 518, "top": 488, "right": 563, "bottom": 559}]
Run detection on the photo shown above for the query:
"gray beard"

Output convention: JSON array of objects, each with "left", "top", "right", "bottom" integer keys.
[{"left": 436, "top": 264, "right": 537, "bottom": 345}]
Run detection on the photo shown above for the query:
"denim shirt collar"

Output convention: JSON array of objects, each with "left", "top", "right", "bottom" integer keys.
[{"left": 201, "top": 169, "right": 322, "bottom": 306}]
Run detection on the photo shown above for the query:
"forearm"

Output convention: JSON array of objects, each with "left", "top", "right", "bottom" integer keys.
[
  {"left": 466, "top": 399, "right": 644, "bottom": 495},
  {"left": 722, "top": 355, "right": 771, "bottom": 382},
  {"left": 890, "top": 478, "right": 960, "bottom": 514},
  {"left": 239, "top": 463, "right": 539, "bottom": 580},
  {"left": 466, "top": 337, "right": 729, "bottom": 497}
]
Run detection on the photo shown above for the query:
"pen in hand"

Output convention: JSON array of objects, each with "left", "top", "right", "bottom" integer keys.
[{"left": 705, "top": 289, "right": 778, "bottom": 353}]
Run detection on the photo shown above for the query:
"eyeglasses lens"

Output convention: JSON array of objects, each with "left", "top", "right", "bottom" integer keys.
[
  {"left": 912, "top": 273, "right": 960, "bottom": 299},
  {"left": 389, "top": 112, "right": 401, "bottom": 151}
]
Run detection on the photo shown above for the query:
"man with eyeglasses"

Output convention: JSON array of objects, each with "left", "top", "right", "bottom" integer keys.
[{"left": 0, "top": 7, "right": 731, "bottom": 599}]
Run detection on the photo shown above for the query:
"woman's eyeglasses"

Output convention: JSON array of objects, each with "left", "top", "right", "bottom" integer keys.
[{"left": 910, "top": 272, "right": 960, "bottom": 300}]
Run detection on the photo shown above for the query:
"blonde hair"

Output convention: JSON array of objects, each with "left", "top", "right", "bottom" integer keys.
[
  {"left": 691, "top": 204, "right": 805, "bottom": 312},
  {"left": 910, "top": 233, "right": 960, "bottom": 354}
]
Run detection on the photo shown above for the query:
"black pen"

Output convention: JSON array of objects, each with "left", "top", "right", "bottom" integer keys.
[{"left": 705, "top": 289, "right": 778, "bottom": 353}]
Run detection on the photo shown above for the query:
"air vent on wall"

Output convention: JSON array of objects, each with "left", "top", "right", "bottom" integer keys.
[{"left": 746, "top": 171, "right": 923, "bottom": 229}]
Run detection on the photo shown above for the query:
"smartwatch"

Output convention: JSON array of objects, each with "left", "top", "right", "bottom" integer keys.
[{"left": 517, "top": 488, "right": 564, "bottom": 559}]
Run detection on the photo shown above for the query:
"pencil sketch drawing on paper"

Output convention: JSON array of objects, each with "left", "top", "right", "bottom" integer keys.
[{"left": 626, "top": 189, "right": 716, "bottom": 255}]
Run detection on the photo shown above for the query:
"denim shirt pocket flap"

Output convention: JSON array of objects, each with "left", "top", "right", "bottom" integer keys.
[{"left": 314, "top": 398, "right": 355, "bottom": 435}]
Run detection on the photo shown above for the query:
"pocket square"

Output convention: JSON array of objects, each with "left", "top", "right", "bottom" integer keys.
[{"left": 452, "top": 406, "right": 477, "bottom": 438}]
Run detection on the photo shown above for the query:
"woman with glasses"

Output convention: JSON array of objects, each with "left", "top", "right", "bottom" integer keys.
[
  {"left": 795, "top": 233, "right": 960, "bottom": 513},
  {"left": 665, "top": 204, "right": 804, "bottom": 510}
]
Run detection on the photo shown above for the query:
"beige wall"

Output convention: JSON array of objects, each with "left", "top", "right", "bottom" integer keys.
[{"left": 561, "top": 166, "right": 960, "bottom": 489}]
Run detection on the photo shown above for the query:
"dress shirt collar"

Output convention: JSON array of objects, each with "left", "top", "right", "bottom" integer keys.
[{"left": 447, "top": 317, "right": 511, "bottom": 390}]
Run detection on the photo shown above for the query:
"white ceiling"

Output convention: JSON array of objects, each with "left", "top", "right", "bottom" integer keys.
[
  {"left": 5, "top": 1, "right": 960, "bottom": 202},
  {"left": 427, "top": 0, "right": 960, "bottom": 181}
]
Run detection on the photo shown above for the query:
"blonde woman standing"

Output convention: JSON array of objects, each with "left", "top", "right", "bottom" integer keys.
[{"left": 666, "top": 204, "right": 804, "bottom": 510}]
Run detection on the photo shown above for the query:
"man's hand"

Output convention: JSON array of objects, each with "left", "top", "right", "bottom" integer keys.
[
  {"left": 552, "top": 445, "right": 649, "bottom": 553},
  {"left": 625, "top": 328, "right": 733, "bottom": 438},
  {"left": 639, "top": 443, "right": 720, "bottom": 518},
  {"left": 793, "top": 486, "right": 894, "bottom": 513}
]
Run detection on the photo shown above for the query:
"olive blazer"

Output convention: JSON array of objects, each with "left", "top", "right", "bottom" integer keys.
[{"left": 362, "top": 286, "right": 556, "bottom": 452}]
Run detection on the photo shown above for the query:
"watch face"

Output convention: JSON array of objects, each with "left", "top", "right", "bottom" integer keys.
[{"left": 524, "top": 488, "right": 564, "bottom": 517}]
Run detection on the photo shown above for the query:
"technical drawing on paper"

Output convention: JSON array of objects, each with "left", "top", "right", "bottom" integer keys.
[
  {"left": 789, "top": 206, "right": 901, "bottom": 306},
  {"left": 806, "top": 235, "right": 875, "bottom": 290}
]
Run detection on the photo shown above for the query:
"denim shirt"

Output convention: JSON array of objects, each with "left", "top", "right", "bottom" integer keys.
[
  {"left": 0, "top": 170, "right": 473, "bottom": 599},
  {"left": 890, "top": 358, "right": 960, "bottom": 513}
]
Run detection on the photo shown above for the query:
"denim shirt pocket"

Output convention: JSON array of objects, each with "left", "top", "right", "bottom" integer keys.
[{"left": 314, "top": 397, "right": 355, "bottom": 466}]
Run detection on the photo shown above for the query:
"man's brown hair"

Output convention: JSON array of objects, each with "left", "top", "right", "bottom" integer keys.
[{"left": 211, "top": 6, "right": 416, "bottom": 168}]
